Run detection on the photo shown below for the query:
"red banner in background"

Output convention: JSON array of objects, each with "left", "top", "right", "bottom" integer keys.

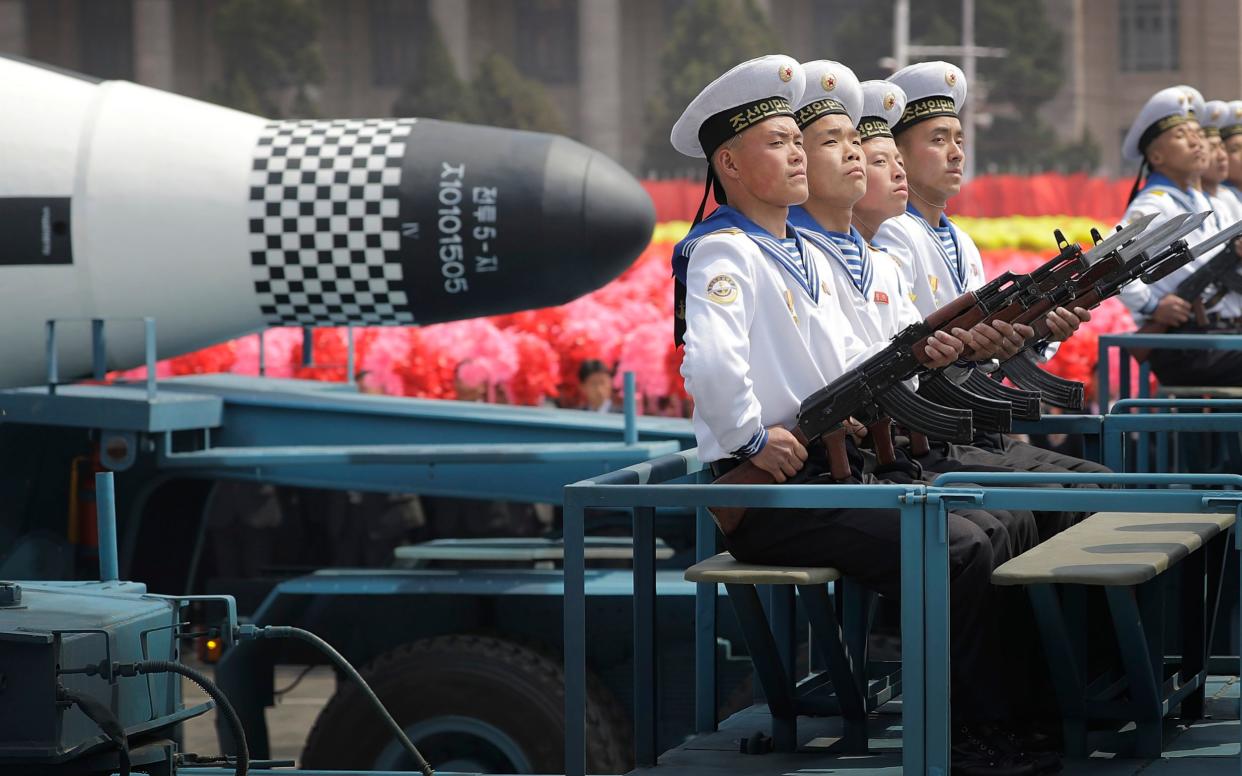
[{"left": 640, "top": 173, "right": 1133, "bottom": 224}]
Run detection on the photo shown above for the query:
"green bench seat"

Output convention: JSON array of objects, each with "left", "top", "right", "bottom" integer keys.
[
  {"left": 992, "top": 511, "right": 1234, "bottom": 758},
  {"left": 684, "top": 552, "right": 894, "bottom": 754}
]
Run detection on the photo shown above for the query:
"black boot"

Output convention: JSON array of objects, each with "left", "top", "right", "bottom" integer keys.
[{"left": 952, "top": 724, "right": 1038, "bottom": 776}]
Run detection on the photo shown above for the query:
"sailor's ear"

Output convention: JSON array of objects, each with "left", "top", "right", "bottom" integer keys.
[{"left": 714, "top": 143, "right": 743, "bottom": 183}]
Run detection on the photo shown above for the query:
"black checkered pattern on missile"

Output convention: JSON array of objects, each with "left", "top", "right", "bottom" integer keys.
[{"left": 248, "top": 118, "right": 417, "bottom": 326}]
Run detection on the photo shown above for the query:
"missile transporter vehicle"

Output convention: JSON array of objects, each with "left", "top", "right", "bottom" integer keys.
[{"left": 0, "top": 54, "right": 755, "bottom": 773}]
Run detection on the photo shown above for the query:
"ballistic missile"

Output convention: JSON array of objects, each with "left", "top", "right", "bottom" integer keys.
[{"left": 0, "top": 55, "right": 655, "bottom": 388}]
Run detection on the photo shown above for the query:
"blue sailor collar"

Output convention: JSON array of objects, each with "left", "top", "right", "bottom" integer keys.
[
  {"left": 1140, "top": 172, "right": 1199, "bottom": 213},
  {"left": 672, "top": 205, "right": 821, "bottom": 303},
  {"left": 788, "top": 207, "right": 873, "bottom": 297},
  {"left": 904, "top": 202, "right": 966, "bottom": 295}
]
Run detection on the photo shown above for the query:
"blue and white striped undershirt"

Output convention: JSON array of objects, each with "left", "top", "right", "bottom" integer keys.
[
  {"left": 825, "top": 232, "right": 866, "bottom": 291},
  {"left": 932, "top": 223, "right": 960, "bottom": 275},
  {"left": 778, "top": 237, "right": 807, "bottom": 278}
]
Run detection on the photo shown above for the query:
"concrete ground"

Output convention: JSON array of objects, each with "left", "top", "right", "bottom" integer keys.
[{"left": 179, "top": 657, "right": 336, "bottom": 766}]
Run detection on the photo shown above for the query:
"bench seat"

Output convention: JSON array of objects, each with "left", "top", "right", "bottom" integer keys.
[
  {"left": 992, "top": 510, "right": 1235, "bottom": 758},
  {"left": 1155, "top": 385, "right": 1242, "bottom": 398},
  {"left": 684, "top": 552, "right": 882, "bottom": 753},
  {"left": 685, "top": 552, "right": 840, "bottom": 585},
  {"left": 992, "top": 511, "right": 1234, "bottom": 586}
]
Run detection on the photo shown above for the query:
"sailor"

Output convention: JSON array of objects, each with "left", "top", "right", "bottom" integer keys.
[
  {"left": 1118, "top": 86, "right": 1242, "bottom": 383},
  {"left": 1221, "top": 100, "right": 1242, "bottom": 200},
  {"left": 872, "top": 61, "right": 1107, "bottom": 477},
  {"left": 1202, "top": 97, "right": 1242, "bottom": 334},
  {"left": 671, "top": 55, "right": 1039, "bottom": 775},
  {"left": 1200, "top": 100, "right": 1242, "bottom": 225},
  {"left": 785, "top": 61, "right": 1041, "bottom": 558}
]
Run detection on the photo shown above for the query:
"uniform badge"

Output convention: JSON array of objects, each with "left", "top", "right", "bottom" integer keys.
[
  {"left": 784, "top": 289, "right": 799, "bottom": 324},
  {"left": 945, "top": 70, "right": 957, "bottom": 87},
  {"left": 820, "top": 280, "right": 832, "bottom": 296},
  {"left": 874, "top": 290, "right": 890, "bottom": 305},
  {"left": 909, "top": 292, "right": 918, "bottom": 303},
  {"left": 883, "top": 92, "right": 897, "bottom": 111},
  {"left": 1212, "top": 107, "right": 1224, "bottom": 122},
  {"left": 707, "top": 274, "right": 739, "bottom": 305},
  {"left": 1151, "top": 190, "right": 1167, "bottom": 197},
  {"left": 779, "top": 64, "right": 794, "bottom": 83},
  {"left": 822, "top": 73, "right": 837, "bottom": 92},
  {"left": 929, "top": 275, "right": 939, "bottom": 293},
  {"left": 1235, "top": 105, "right": 1242, "bottom": 120}
]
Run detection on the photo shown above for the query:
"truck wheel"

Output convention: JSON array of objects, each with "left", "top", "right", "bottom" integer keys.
[{"left": 300, "top": 635, "right": 631, "bottom": 774}]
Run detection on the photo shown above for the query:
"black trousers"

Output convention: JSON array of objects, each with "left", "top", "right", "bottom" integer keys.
[
  {"left": 720, "top": 443, "right": 1012, "bottom": 722},
  {"left": 917, "top": 436, "right": 1110, "bottom": 541},
  {"left": 1148, "top": 338, "right": 1242, "bottom": 386}
]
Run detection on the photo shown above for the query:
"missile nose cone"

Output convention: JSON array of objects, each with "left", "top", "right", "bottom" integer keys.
[
  {"left": 393, "top": 124, "right": 657, "bottom": 325},
  {"left": 582, "top": 148, "right": 657, "bottom": 283}
]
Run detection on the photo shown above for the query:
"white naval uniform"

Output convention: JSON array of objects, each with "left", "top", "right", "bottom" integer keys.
[
  {"left": 873, "top": 211, "right": 985, "bottom": 317},
  {"left": 1118, "top": 182, "right": 1236, "bottom": 322},
  {"left": 800, "top": 229, "right": 922, "bottom": 342},
  {"left": 680, "top": 228, "right": 871, "bottom": 463}
]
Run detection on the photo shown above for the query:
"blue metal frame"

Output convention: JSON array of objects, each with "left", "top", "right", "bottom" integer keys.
[
  {"left": 564, "top": 454, "right": 1242, "bottom": 776},
  {"left": 1013, "top": 413, "right": 1105, "bottom": 463},
  {"left": 1102, "top": 400, "right": 1242, "bottom": 473},
  {"left": 1097, "top": 333, "right": 1242, "bottom": 411},
  {"left": 45, "top": 316, "right": 158, "bottom": 400}
]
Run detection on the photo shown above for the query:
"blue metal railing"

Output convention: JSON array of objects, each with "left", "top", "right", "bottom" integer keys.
[
  {"left": 45, "top": 316, "right": 158, "bottom": 400},
  {"left": 1098, "top": 333, "right": 1242, "bottom": 411},
  {"left": 562, "top": 452, "right": 1242, "bottom": 775},
  {"left": 1102, "top": 399, "right": 1242, "bottom": 474}
]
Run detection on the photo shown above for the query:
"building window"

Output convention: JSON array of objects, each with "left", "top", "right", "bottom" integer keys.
[
  {"left": 370, "top": 0, "right": 430, "bottom": 86},
  {"left": 514, "top": 0, "right": 577, "bottom": 84},
  {"left": 78, "top": 0, "right": 134, "bottom": 80},
  {"left": 1119, "top": 0, "right": 1179, "bottom": 72}
]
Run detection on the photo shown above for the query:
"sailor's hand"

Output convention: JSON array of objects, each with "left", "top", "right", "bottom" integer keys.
[
  {"left": 921, "top": 329, "right": 967, "bottom": 369},
  {"left": 750, "top": 426, "right": 808, "bottom": 483},
  {"left": 968, "top": 320, "right": 1027, "bottom": 359},
  {"left": 1152, "top": 294, "right": 1192, "bottom": 326},
  {"left": 843, "top": 417, "right": 868, "bottom": 444},
  {"left": 995, "top": 320, "right": 1032, "bottom": 359},
  {"left": 1045, "top": 306, "right": 1091, "bottom": 342}
]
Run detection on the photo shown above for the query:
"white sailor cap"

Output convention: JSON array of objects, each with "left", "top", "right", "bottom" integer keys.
[
  {"left": 1202, "top": 100, "right": 1230, "bottom": 137},
  {"left": 858, "top": 81, "right": 907, "bottom": 141},
  {"left": 1224, "top": 100, "right": 1242, "bottom": 140},
  {"left": 794, "top": 60, "right": 862, "bottom": 130},
  {"left": 888, "top": 61, "right": 967, "bottom": 135},
  {"left": 1122, "top": 87, "right": 1195, "bottom": 163},
  {"left": 1176, "top": 85, "right": 1206, "bottom": 122},
  {"left": 670, "top": 54, "right": 805, "bottom": 159}
]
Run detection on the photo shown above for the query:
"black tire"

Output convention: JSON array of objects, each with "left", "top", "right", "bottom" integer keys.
[{"left": 300, "top": 634, "right": 631, "bottom": 774}]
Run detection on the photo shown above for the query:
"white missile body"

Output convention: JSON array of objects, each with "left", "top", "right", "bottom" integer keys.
[{"left": 0, "top": 56, "right": 654, "bottom": 388}]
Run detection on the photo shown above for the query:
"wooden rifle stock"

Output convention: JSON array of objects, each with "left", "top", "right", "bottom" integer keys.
[
  {"left": 924, "top": 289, "right": 981, "bottom": 330},
  {"left": 867, "top": 417, "right": 896, "bottom": 466},
  {"left": 909, "top": 431, "right": 931, "bottom": 457},
  {"left": 708, "top": 427, "right": 850, "bottom": 536}
]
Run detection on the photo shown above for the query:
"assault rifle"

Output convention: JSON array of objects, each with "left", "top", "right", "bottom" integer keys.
[
  {"left": 985, "top": 212, "right": 1201, "bottom": 407},
  {"left": 1003, "top": 213, "right": 1242, "bottom": 389},
  {"left": 926, "top": 215, "right": 1159, "bottom": 411},
  {"left": 931, "top": 212, "right": 1197, "bottom": 408},
  {"left": 1135, "top": 219, "right": 1242, "bottom": 335}
]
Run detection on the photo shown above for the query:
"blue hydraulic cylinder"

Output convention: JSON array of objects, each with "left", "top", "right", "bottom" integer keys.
[{"left": 95, "top": 471, "right": 119, "bottom": 582}]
